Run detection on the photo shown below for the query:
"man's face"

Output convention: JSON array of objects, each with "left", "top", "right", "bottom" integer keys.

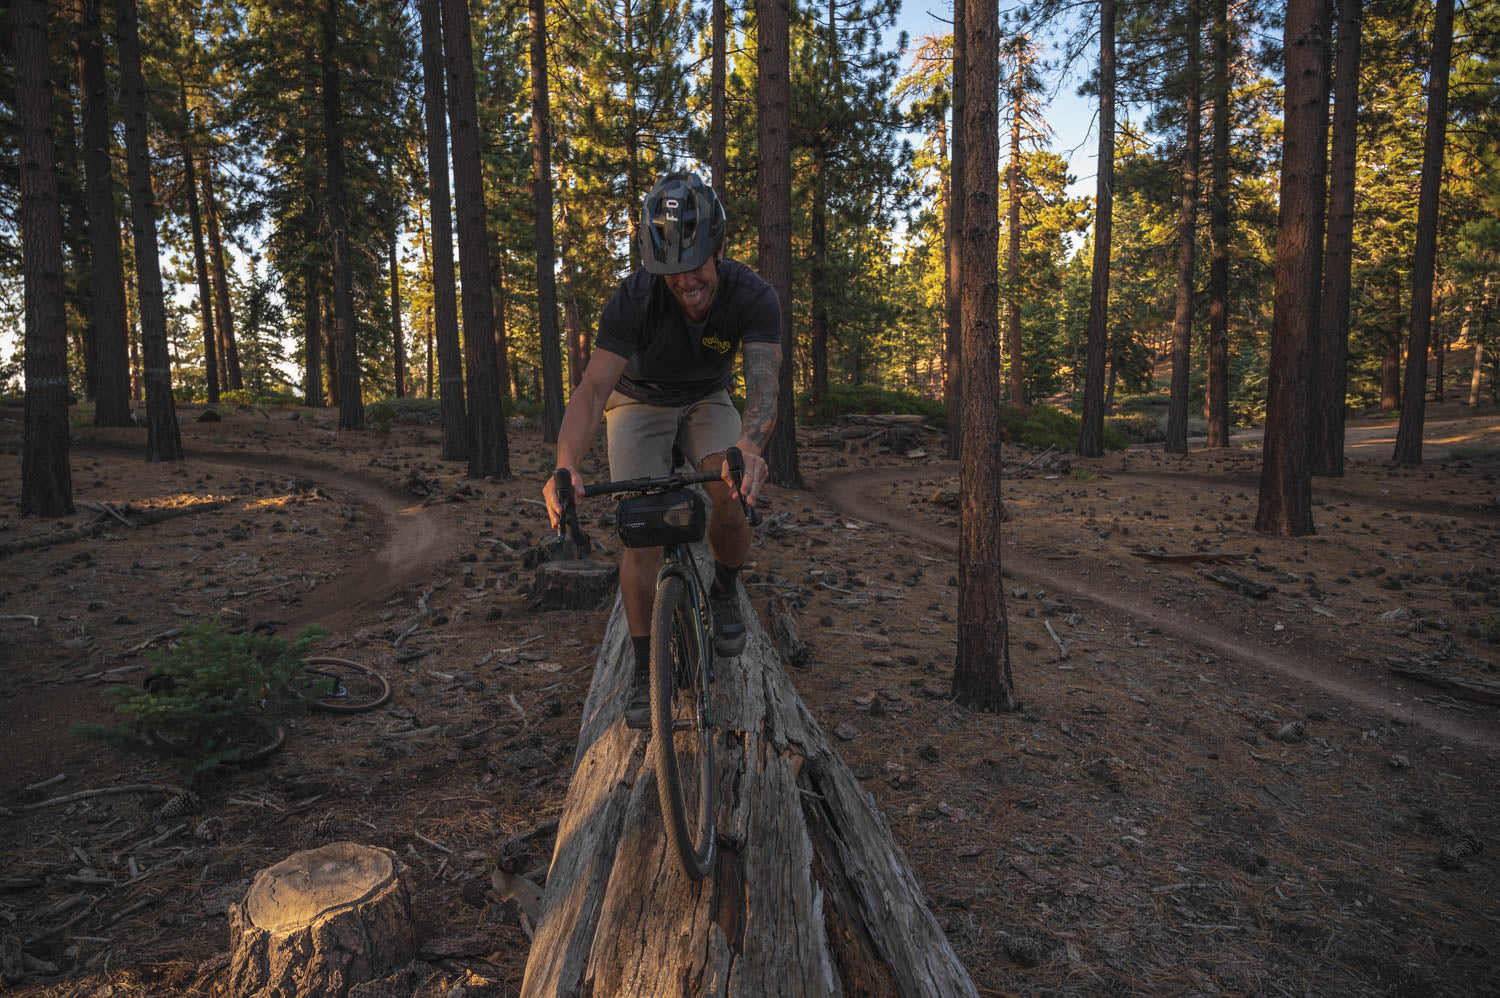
[{"left": 664, "top": 252, "right": 721, "bottom": 323}]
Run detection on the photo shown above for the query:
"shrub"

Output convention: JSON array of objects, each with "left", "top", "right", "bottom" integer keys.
[
  {"left": 999, "top": 404, "right": 1128, "bottom": 452},
  {"left": 221, "top": 389, "right": 301, "bottom": 407},
  {"left": 73, "top": 622, "right": 329, "bottom": 784},
  {"left": 1105, "top": 413, "right": 1165, "bottom": 444},
  {"left": 366, "top": 397, "right": 443, "bottom": 426},
  {"left": 801, "top": 384, "right": 947, "bottom": 427}
]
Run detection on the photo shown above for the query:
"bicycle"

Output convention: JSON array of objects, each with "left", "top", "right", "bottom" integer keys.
[{"left": 552, "top": 447, "right": 758, "bottom": 880}]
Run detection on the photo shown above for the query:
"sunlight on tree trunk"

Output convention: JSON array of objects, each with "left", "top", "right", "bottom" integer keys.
[
  {"left": 1164, "top": 0, "right": 1202, "bottom": 455},
  {"left": 1312, "top": 0, "right": 1361, "bottom": 476},
  {"left": 1078, "top": 0, "right": 1115, "bottom": 458},
  {"left": 1255, "top": 0, "right": 1328, "bottom": 536},
  {"left": 530, "top": 0, "right": 565, "bottom": 443},
  {"left": 759, "top": 0, "right": 802, "bottom": 489},
  {"left": 953, "top": 0, "right": 1015, "bottom": 713},
  {"left": 1393, "top": 0, "right": 1456, "bottom": 465}
]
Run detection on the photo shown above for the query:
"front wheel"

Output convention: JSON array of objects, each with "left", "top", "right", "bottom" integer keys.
[{"left": 649, "top": 574, "right": 716, "bottom": 879}]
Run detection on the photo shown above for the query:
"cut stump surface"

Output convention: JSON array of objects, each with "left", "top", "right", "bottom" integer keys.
[{"left": 227, "top": 842, "right": 416, "bottom": 998}]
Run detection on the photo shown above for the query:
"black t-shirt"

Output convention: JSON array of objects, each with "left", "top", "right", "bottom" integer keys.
[{"left": 595, "top": 258, "right": 781, "bottom": 406}]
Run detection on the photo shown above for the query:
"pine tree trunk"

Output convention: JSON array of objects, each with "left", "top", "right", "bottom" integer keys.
[
  {"left": 391, "top": 226, "right": 406, "bottom": 398},
  {"left": 945, "top": 0, "right": 965, "bottom": 460},
  {"left": 558, "top": 219, "right": 589, "bottom": 390},
  {"left": 418, "top": 0, "right": 468, "bottom": 460},
  {"left": 1311, "top": 0, "right": 1360, "bottom": 475},
  {"left": 954, "top": 0, "right": 1015, "bottom": 712},
  {"left": 443, "top": 0, "right": 510, "bottom": 478},
  {"left": 1164, "top": 0, "right": 1202, "bottom": 454},
  {"left": 202, "top": 162, "right": 243, "bottom": 392},
  {"left": 530, "top": 0, "right": 565, "bottom": 443},
  {"left": 810, "top": 150, "right": 829, "bottom": 407},
  {"left": 1005, "top": 40, "right": 1025, "bottom": 410},
  {"left": 325, "top": 296, "right": 341, "bottom": 408},
  {"left": 16, "top": 0, "right": 76, "bottom": 517},
  {"left": 76, "top": 0, "right": 131, "bottom": 426},
  {"left": 492, "top": 245, "right": 512, "bottom": 404},
  {"left": 181, "top": 102, "right": 221, "bottom": 406},
  {"left": 1469, "top": 276, "right": 1492, "bottom": 408},
  {"left": 303, "top": 267, "right": 323, "bottom": 406},
  {"left": 711, "top": 0, "right": 727, "bottom": 191},
  {"left": 57, "top": 70, "right": 96, "bottom": 407},
  {"left": 1255, "top": 0, "right": 1328, "bottom": 536},
  {"left": 115, "top": 0, "right": 182, "bottom": 462},
  {"left": 1393, "top": 0, "right": 1455, "bottom": 464},
  {"left": 321, "top": 0, "right": 363, "bottom": 430},
  {"left": 758, "top": 0, "right": 801, "bottom": 489},
  {"left": 1204, "top": 0, "right": 1231, "bottom": 448},
  {"left": 1435, "top": 327, "right": 1446, "bottom": 401},
  {"left": 1078, "top": 0, "right": 1115, "bottom": 458}
]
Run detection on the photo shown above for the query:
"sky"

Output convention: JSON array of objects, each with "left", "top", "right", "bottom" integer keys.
[{"left": 893, "top": 0, "right": 1100, "bottom": 200}]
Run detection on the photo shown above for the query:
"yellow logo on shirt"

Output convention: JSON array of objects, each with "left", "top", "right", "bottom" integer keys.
[{"left": 702, "top": 334, "right": 732, "bottom": 354}]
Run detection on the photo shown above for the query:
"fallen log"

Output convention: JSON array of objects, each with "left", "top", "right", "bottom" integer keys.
[
  {"left": 0, "top": 498, "right": 235, "bottom": 559},
  {"left": 1388, "top": 665, "right": 1500, "bottom": 706},
  {"left": 520, "top": 555, "right": 978, "bottom": 997}
]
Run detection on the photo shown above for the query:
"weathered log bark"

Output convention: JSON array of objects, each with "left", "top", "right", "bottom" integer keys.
[
  {"left": 227, "top": 842, "right": 415, "bottom": 998},
  {"left": 521, "top": 565, "right": 978, "bottom": 996},
  {"left": 769, "top": 595, "right": 810, "bottom": 670}
]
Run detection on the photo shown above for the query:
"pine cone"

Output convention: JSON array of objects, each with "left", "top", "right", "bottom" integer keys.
[{"left": 158, "top": 791, "right": 201, "bottom": 821}]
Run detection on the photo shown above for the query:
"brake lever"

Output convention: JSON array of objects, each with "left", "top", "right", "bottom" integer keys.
[{"left": 723, "top": 447, "right": 761, "bottom": 527}]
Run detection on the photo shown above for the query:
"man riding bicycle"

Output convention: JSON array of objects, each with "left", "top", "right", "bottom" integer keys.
[{"left": 542, "top": 172, "right": 781, "bottom": 728}]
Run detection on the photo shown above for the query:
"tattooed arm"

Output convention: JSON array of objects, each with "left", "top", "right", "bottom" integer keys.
[{"left": 728, "top": 340, "right": 781, "bottom": 505}]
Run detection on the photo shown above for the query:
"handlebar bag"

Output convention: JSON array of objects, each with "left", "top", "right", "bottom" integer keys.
[{"left": 615, "top": 491, "right": 707, "bottom": 548}]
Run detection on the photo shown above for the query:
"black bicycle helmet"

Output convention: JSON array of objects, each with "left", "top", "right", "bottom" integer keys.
[{"left": 638, "top": 172, "right": 726, "bottom": 275}]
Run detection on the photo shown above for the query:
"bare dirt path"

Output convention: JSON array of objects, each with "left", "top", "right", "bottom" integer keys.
[
  {"left": 73, "top": 443, "right": 462, "bottom": 632},
  {"left": 819, "top": 463, "right": 1500, "bottom": 749}
]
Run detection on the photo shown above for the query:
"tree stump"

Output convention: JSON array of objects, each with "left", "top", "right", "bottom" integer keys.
[
  {"left": 520, "top": 550, "right": 979, "bottom": 997},
  {"left": 528, "top": 559, "right": 618, "bottom": 611},
  {"left": 227, "top": 842, "right": 416, "bottom": 998}
]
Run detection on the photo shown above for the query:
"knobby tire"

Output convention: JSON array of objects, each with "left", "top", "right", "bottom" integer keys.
[
  {"left": 649, "top": 574, "right": 716, "bottom": 879},
  {"left": 300, "top": 657, "right": 392, "bottom": 714}
]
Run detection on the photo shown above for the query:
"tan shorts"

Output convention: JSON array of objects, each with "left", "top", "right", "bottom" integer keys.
[{"left": 604, "top": 389, "right": 742, "bottom": 479}]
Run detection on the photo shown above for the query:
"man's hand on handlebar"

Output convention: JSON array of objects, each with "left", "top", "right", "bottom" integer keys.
[
  {"left": 544, "top": 464, "right": 585, "bottom": 531},
  {"left": 723, "top": 438, "right": 769, "bottom": 508}
]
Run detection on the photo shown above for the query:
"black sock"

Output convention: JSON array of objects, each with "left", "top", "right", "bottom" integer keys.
[
  {"left": 631, "top": 636, "right": 651, "bottom": 679},
  {"left": 711, "top": 560, "right": 740, "bottom": 596}
]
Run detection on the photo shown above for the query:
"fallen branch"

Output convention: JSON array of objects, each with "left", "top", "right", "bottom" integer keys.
[
  {"left": 0, "top": 614, "right": 41, "bottom": 626},
  {"left": 125, "top": 628, "right": 181, "bottom": 654},
  {"left": 1198, "top": 567, "right": 1271, "bottom": 599},
  {"left": 1043, "top": 619, "right": 1069, "bottom": 659},
  {"left": 79, "top": 500, "right": 133, "bottom": 527},
  {"left": 0, "top": 498, "right": 235, "bottom": 559},
  {"left": 1133, "top": 549, "right": 1247, "bottom": 565},
  {"left": 19, "top": 783, "right": 185, "bottom": 812}
]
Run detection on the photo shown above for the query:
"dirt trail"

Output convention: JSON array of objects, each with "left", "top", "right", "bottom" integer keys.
[
  {"left": 74, "top": 444, "right": 460, "bottom": 631},
  {"left": 819, "top": 464, "right": 1500, "bottom": 750}
]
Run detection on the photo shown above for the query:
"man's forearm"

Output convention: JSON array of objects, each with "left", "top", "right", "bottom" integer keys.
[
  {"left": 555, "top": 381, "right": 608, "bottom": 469},
  {"left": 740, "top": 342, "right": 781, "bottom": 452}
]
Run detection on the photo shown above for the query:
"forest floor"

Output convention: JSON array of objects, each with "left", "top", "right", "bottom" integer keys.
[{"left": 1, "top": 399, "right": 1498, "bottom": 997}]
